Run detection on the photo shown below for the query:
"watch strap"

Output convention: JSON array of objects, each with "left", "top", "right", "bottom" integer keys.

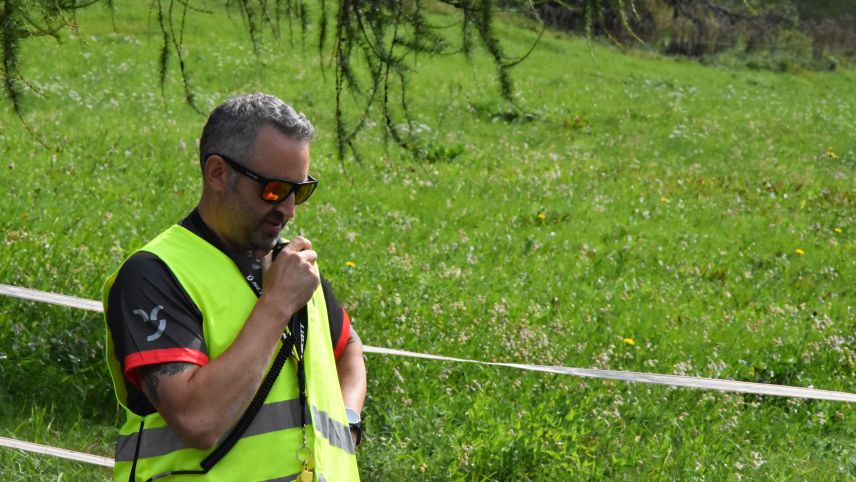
[{"left": 345, "top": 408, "right": 363, "bottom": 446}]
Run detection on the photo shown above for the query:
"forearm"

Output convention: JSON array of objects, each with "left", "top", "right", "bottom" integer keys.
[
  {"left": 336, "top": 330, "right": 367, "bottom": 412},
  {"left": 139, "top": 237, "right": 321, "bottom": 449},
  {"left": 140, "top": 296, "right": 293, "bottom": 449}
]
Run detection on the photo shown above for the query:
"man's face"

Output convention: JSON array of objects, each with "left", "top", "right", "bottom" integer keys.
[{"left": 221, "top": 125, "right": 311, "bottom": 254}]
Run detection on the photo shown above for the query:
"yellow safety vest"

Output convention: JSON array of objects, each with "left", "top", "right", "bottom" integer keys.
[{"left": 103, "top": 225, "right": 360, "bottom": 481}]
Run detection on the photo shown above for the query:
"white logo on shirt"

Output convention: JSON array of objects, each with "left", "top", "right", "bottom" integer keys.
[{"left": 133, "top": 305, "right": 166, "bottom": 342}]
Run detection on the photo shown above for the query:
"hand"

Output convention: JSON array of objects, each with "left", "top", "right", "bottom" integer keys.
[{"left": 261, "top": 236, "right": 320, "bottom": 319}]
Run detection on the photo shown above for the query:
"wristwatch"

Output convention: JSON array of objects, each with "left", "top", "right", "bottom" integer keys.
[{"left": 345, "top": 408, "right": 363, "bottom": 446}]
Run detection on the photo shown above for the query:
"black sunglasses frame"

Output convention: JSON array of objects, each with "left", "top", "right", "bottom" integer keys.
[{"left": 209, "top": 153, "right": 318, "bottom": 205}]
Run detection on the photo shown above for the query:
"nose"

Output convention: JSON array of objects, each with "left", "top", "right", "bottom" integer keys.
[{"left": 273, "top": 193, "right": 296, "bottom": 219}]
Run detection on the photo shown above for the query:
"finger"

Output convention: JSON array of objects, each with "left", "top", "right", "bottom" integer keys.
[
  {"left": 285, "top": 236, "right": 312, "bottom": 252},
  {"left": 299, "top": 249, "right": 318, "bottom": 265}
]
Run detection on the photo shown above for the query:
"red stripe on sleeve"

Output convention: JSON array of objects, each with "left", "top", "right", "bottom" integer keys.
[
  {"left": 123, "top": 348, "right": 209, "bottom": 389},
  {"left": 333, "top": 308, "right": 351, "bottom": 360}
]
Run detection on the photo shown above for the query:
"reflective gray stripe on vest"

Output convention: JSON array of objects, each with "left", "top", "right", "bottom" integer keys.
[
  {"left": 261, "top": 472, "right": 327, "bottom": 482},
  {"left": 261, "top": 474, "right": 298, "bottom": 482},
  {"left": 115, "top": 398, "right": 306, "bottom": 462},
  {"left": 311, "top": 406, "right": 355, "bottom": 455}
]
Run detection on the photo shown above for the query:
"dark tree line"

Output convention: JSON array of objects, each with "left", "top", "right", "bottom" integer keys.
[{"left": 534, "top": 0, "right": 855, "bottom": 66}]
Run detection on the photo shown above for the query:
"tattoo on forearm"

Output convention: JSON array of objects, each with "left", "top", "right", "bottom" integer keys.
[{"left": 139, "top": 362, "right": 195, "bottom": 407}]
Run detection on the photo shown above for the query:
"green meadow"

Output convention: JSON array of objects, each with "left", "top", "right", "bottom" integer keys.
[{"left": 1, "top": 1, "right": 855, "bottom": 480}]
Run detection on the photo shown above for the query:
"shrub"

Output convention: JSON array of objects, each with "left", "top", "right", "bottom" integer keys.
[
  {"left": 522, "top": 0, "right": 856, "bottom": 71},
  {"left": 806, "top": 15, "right": 856, "bottom": 59}
]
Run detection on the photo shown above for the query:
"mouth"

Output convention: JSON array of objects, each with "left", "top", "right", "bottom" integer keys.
[{"left": 261, "top": 216, "right": 286, "bottom": 235}]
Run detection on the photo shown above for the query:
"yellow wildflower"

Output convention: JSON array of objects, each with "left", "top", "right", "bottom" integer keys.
[
  {"left": 623, "top": 337, "right": 635, "bottom": 346},
  {"left": 794, "top": 248, "right": 805, "bottom": 256},
  {"left": 537, "top": 212, "right": 546, "bottom": 221},
  {"left": 834, "top": 227, "right": 843, "bottom": 234},
  {"left": 345, "top": 261, "right": 356, "bottom": 268},
  {"left": 660, "top": 196, "right": 669, "bottom": 204},
  {"left": 827, "top": 146, "right": 839, "bottom": 160}
]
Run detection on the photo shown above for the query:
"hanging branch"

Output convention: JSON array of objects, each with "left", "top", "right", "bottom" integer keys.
[
  {"left": 381, "top": 1, "right": 406, "bottom": 152},
  {"left": 1, "top": 0, "right": 84, "bottom": 148},
  {"left": 479, "top": 0, "right": 514, "bottom": 101},
  {"left": 4, "top": 0, "right": 616, "bottom": 161},
  {"left": 1, "top": 0, "right": 24, "bottom": 117},
  {"left": 168, "top": 0, "right": 202, "bottom": 113},
  {"left": 155, "top": 0, "right": 171, "bottom": 102}
]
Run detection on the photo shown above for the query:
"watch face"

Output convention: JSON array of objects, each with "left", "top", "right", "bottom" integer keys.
[{"left": 346, "top": 408, "right": 361, "bottom": 425}]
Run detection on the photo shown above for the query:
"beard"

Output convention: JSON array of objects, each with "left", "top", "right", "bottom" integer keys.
[{"left": 248, "top": 211, "right": 288, "bottom": 253}]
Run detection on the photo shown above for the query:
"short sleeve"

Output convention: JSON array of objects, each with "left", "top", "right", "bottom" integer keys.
[
  {"left": 321, "top": 276, "right": 351, "bottom": 360},
  {"left": 106, "top": 251, "right": 209, "bottom": 392}
]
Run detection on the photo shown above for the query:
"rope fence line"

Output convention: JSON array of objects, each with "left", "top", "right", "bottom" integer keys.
[
  {"left": 3, "top": 283, "right": 855, "bottom": 402},
  {"left": 2, "top": 282, "right": 856, "bottom": 468},
  {"left": 362, "top": 346, "right": 856, "bottom": 402},
  {"left": 0, "top": 283, "right": 103, "bottom": 312},
  {"left": 0, "top": 436, "right": 114, "bottom": 468}
]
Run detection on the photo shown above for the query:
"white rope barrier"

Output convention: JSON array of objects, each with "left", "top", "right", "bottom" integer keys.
[
  {"left": 362, "top": 346, "right": 856, "bottom": 402},
  {"left": 0, "top": 436, "right": 113, "bottom": 468},
  {"left": 2, "top": 283, "right": 855, "bottom": 402},
  {"left": 0, "top": 283, "right": 102, "bottom": 312},
  {"left": 2, "top": 282, "right": 856, "bottom": 468}
]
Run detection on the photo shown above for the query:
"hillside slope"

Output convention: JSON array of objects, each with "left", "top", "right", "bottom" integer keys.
[{"left": 1, "top": 1, "right": 855, "bottom": 480}]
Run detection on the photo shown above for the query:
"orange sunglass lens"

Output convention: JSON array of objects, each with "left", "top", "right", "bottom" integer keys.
[
  {"left": 262, "top": 182, "right": 295, "bottom": 203},
  {"left": 262, "top": 191, "right": 281, "bottom": 202}
]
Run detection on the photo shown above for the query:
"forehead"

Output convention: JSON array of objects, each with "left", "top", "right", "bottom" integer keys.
[{"left": 248, "top": 125, "right": 310, "bottom": 179}]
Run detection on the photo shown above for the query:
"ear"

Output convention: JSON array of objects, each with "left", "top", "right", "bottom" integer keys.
[{"left": 203, "top": 155, "right": 230, "bottom": 193}]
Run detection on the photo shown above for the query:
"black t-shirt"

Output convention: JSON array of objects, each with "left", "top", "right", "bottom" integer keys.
[{"left": 106, "top": 209, "right": 351, "bottom": 415}]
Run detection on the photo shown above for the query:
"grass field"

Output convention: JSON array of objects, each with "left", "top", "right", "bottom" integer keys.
[{"left": 1, "top": 1, "right": 855, "bottom": 480}]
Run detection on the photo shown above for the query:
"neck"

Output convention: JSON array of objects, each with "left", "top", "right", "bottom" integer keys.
[
  {"left": 196, "top": 200, "right": 248, "bottom": 256},
  {"left": 196, "top": 200, "right": 273, "bottom": 261}
]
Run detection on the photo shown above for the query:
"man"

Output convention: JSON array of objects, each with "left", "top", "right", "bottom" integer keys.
[{"left": 103, "top": 93, "right": 365, "bottom": 481}]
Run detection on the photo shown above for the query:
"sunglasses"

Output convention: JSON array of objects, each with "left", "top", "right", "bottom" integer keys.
[{"left": 210, "top": 154, "right": 318, "bottom": 205}]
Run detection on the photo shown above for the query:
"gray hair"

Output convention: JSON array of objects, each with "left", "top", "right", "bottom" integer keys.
[{"left": 199, "top": 93, "right": 315, "bottom": 167}]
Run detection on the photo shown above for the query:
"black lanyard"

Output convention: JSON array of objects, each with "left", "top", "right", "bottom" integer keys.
[
  {"left": 246, "top": 241, "right": 308, "bottom": 425},
  {"left": 202, "top": 242, "right": 310, "bottom": 473},
  {"left": 246, "top": 241, "right": 308, "bottom": 359},
  {"left": 137, "top": 242, "right": 309, "bottom": 482}
]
